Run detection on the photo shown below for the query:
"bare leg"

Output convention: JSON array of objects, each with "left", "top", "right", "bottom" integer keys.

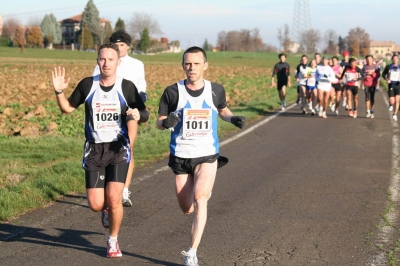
[{"left": 107, "top": 182, "right": 125, "bottom": 237}]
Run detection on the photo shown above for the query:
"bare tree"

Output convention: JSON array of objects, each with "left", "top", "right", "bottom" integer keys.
[
  {"left": 277, "top": 24, "right": 291, "bottom": 52},
  {"left": 2, "top": 18, "right": 21, "bottom": 42},
  {"left": 27, "top": 16, "right": 41, "bottom": 27},
  {"left": 216, "top": 28, "right": 264, "bottom": 52},
  {"left": 346, "top": 27, "right": 370, "bottom": 57},
  {"left": 324, "top": 29, "right": 338, "bottom": 55},
  {"left": 128, "top": 12, "right": 162, "bottom": 40},
  {"left": 299, "top": 28, "right": 321, "bottom": 54}
]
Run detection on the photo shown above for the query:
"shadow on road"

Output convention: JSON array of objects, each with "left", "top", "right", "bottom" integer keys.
[
  {"left": 0, "top": 224, "right": 181, "bottom": 265},
  {"left": 55, "top": 194, "right": 89, "bottom": 208}
]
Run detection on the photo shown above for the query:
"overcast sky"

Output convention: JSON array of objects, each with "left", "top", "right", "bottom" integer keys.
[{"left": 1, "top": 0, "right": 397, "bottom": 49}]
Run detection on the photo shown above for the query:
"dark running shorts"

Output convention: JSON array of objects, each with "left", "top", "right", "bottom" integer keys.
[
  {"left": 82, "top": 139, "right": 130, "bottom": 188},
  {"left": 277, "top": 79, "right": 288, "bottom": 91},
  {"left": 332, "top": 83, "right": 342, "bottom": 92},
  {"left": 389, "top": 83, "right": 400, "bottom": 97},
  {"left": 346, "top": 85, "right": 359, "bottom": 95},
  {"left": 168, "top": 154, "right": 229, "bottom": 175},
  {"left": 85, "top": 163, "right": 129, "bottom": 188}
]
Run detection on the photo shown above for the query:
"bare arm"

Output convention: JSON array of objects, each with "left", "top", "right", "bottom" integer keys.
[
  {"left": 218, "top": 107, "right": 234, "bottom": 123},
  {"left": 125, "top": 120, "right": 138, "bottom": 181},
  {"left": 156, "top": 115, "right": 168, "bottom": 130},
  {"left": 51, "top": 66, "right": 75, "bottom": 114}
]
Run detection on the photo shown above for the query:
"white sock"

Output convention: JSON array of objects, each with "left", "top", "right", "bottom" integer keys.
[
  {"left": 322, "top": 111, "right": 326, "bottom": 116},
  {"left": 108, "top": 235, "right": 118, "bottom": 243},
  {"left": 188, "top": 247, "right": 197, "bottom": 256},
  {"left": 123, "top": 187, "right": 128, "bottom": 193},
  {"left": 367, "top": 110, "right": 370, "bottom": 113}
]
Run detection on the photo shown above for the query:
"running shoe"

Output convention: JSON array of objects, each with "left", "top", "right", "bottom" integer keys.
[
  {"left": 348, "top": 111, "right": 354, "bottom": 117},
  {"left": 371, "top": 113, "right": 375, "bottom": 119},
  {"left": 322, "top": 112, "right": 327, "bottom": 119},
  {"left": 342, "top": 98, "right": 347, "bottom": 107},
  {"left": 335, "top": 110, "right": 339, "bottom": 116},
  {"left": 281, "top": 105, "right": 285, "bottom": 111},
  {"left": 389, "top": 106, "right": 394, "bottom": 112},
  {"left": 101, "top": 208, "right": 109, "bottom": 229},
  {"left": 311, "top": 109, "right": 315, "bottom": 116},
  {"left": 302, "top": 108, "right": 307, "bottom": 115},
  {"left": 308, "top": 102, "right": 313, "bottom": 110},
  {"left": 107, "top": 240, "right": 122, "bottom": 258},
  {"left": 122, "top": 189, "right": 132, "bottom": 207},
  {"left": 296, "top": 97, "right": 300, "bottom": 105},
  {"left": 330, "top": 103, "right": 336, "bottom": 112},
  {"left": 318, "top": 108, "right": 323, "bottom": 117},
  {"left": 393, "top": 114, "right": 398, "bottom": 121},
  {"left": 181, "top": 251, "right": 198, "bottom": 266},
  {"left": 353, "top": 110, "right": 357, "bottom": 118},
  {"left": 366, "top": 112, "right": 371, "bottom": 118},
  {"left": 315, "top": 105, "right": 319, "bottom": 112}
]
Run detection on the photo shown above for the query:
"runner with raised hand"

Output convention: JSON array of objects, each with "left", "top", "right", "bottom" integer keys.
[{"left": 51, "top": 43, "right": 149, "bottom": 258}]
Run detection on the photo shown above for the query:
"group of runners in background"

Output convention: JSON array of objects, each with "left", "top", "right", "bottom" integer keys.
[{"left": 272, "top": 51, "right": 400, "bottom": 121}]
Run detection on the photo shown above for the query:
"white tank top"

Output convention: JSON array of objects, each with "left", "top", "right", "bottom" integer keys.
[
  {"left": 170, "top": 80, "right": 219, "bottom": 158},
  {"left": 84, "top": 75, "right": 129, "bottom": 143}
]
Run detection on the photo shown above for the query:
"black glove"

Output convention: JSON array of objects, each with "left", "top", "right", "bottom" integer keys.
[
  {"left": 323, "top": 74, "right": 328, "bottom": 78},
  {"left": 139, "top": 92, "right": 148, "bottom": 103},
  {"left": 162, "top": 113, "right": 181, "bottom": 129},
  {"left": 231, "top": 116, "right": 246, "bottom": 129}
]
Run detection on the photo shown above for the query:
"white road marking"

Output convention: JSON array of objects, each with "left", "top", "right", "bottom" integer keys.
[{"left": 368, "top": 91, "right": 400, "bottom": 265}]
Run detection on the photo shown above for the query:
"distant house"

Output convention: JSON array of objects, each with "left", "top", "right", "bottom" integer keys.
[
  {"left": 59, "top": 14, "right": 110, "bottom": 47},
  {"left": 369, "top": 41, "right": 396, "bottom": 58}
]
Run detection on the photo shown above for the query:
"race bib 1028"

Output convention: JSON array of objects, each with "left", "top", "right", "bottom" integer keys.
[
  {"left": 390, "top": 71, "right": 400, "bottom": 82},
  {"left": 182, "top": 108, "right": 212, "bottom": 140},
  {"left": 93, "top": 101, "right": 121, "bottom": 131}
]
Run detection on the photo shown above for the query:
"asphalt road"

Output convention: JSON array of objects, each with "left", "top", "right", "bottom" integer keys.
[{"left": 1, "top": 89, "right": 399, "bottom": 266}]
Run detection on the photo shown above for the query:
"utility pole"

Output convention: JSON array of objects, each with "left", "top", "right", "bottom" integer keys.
[{"left": 292, "top": 0, "right": 312, "bottom": 44}]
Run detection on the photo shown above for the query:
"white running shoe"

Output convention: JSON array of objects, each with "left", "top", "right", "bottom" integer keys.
[
  {"left": 371, "top": 113, "right": 375, "bottom": 119},
  {"left": 308, "top": 102, "right": 312, "bottom": 110},
  {"left": 389, "top": 106, "right": 394, "bottom": 112},
  {"left": 393, "top": 114, "right": 398, "bottom": 121},
  {"left": 281, "top": 105, "right": 285, "bottom": 111},
  {"left": 182, "top": 251, "right": 199, "bottom": 266},
  {"left": 122, "top": 189, "right": 132, "bottom": 207},
  {"left": 311, "top": 109, "right": 315, "bottom": 116},
  {"left": 318, "top": 108, "right": 323, "bottom": 117},
  {"left": 330, "top": 103, "right": 335, "bottom": 112},
  {"left": 335, "top": 110, "right": 339, "bottom": 116},
  {"left": 366, "top": 112, "right": 371, "bottom": 118},
  {"left": 342, "top": 98, "right": 347, "bottom": 107},
  {"left": 315, "top": 105, "right": 319, "bottom": 112}
]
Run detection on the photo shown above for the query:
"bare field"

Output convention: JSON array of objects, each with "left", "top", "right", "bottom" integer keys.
[{"left": 0, "top": 60, "right": 270, "bottom": 136}]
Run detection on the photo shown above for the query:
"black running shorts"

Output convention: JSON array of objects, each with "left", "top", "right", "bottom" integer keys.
[
  {"left": 346, "top": 85, "right": 359, "bottom": 95},
  {"left": 391, "top": 82, "right": 400, "bottom": 96},
  {"left": 277, "top": 79, "right": 288, "bottom": 91},
  {"left": 332, "top": 83, "right": 342, "bottom": 92},
  {"left": 168, "top": 154, "right": 228, "bottom": 175},
  {"left": 85, "top": 163, "right": 129, "bottom": 188}
]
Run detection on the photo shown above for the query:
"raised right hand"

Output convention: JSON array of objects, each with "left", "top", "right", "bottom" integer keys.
[{"left": 51, "top": 66, "right": 70, "bottom": 93}]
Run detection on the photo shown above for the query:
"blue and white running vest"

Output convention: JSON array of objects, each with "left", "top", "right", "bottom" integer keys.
[
  {"left": 170, "top": 80, "right": 219, "bottom": 158},
  {"left": 84, "top": 75, "right": 129, "bottom": 143}
]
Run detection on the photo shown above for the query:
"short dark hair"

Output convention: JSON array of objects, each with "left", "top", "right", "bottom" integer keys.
[
  {"left": 314, "top": 53, "right": 321, "bottom": 57},
  {"left": 392, "top": 53, "right": 398, "bottom": 59},
  {"left": 278, "top": 53, "right": 286, "bottom": 59},
  {"left": 109, "top": 30, "right": 131, "bottom": 45},
  {"left": 301, "top": 54, "right": 308, "bottom": 59},
  {"left": 332, "top": 56, "right": 339, "bottom": 61},
  {"left": 349, "top": 58, "right": 356, "bottom": 64},
  {"left": 365, "top": 54, "right": 373, "bottom": 59},
  {"left": 98, "top": 42, "right": 120, "bottom": 58},
  {"left": 182, "top": 46, "right": 207, "bottom": 63}
]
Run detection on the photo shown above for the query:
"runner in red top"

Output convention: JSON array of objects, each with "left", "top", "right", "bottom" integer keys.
[
  {"left": 331, "top": 56, "right": 343, "bottom": 116},
  {"left": 362, "top": 55, "right": 380, "bottom": 118},
  {"left": 340, "top": 58, "right": 364, "bottom": 118}
]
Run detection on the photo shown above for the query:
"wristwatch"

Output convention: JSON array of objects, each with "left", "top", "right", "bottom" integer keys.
[{"left": 55, "top": 90, "right": 63, "bottom": 95}]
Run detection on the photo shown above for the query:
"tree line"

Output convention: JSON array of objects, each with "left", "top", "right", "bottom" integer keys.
[
  {"left": 277, "top": 23, "right": 371, "bottom": 56},
  {"left": 1, "top": 0, "right": 178, "bottom": 54}
]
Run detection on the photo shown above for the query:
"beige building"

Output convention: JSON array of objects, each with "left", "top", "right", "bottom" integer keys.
[{"left": 369, "top": 41, "right": 396, "bottom": 58}]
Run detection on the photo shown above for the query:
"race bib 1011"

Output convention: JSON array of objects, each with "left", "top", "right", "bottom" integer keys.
[
  {"left": 182, "top": 108, "right": 212, "bottom": 140},
  {"left": 93, "top": 101, "right": 121, "bottom": 131}
]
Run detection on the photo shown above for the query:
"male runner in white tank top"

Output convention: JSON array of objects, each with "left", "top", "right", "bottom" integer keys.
[{"left": 157, "top": 47, "right": 245, "bottom": 266}]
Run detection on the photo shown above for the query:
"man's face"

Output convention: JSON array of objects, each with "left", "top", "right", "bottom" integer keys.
[
  {"left": 182, "top": 52, "right": 208, "bottom": 83},
  {"left": 323, "top": 59, "right": 329, "bottom": 66},
  {"left": 344, "top": 55, "right": 349, "bottom": 61},
  {"left": 393, "top": 56, "right": 399, "bottom": 65},
  {"left": 280, "top": 55, "right": 286, "bottom": 62},
  {"left": 350, "top": 61, "right": 356, "bottom": 68},
  {"left": 301, "top": 57, "right": 308, "bottom": 64},
  {"left": 115, "top": 42, "right": 129, "bottom": 57},
  {"left": 315, "top": 54, "right": 321, "bottom": 62},
  {"left": 332, "top": 58, "right": 338, "bottom": 66},
  {"left": 97, "top": 48, "right": 120, "bottom": 78},
  {"left": 366, "top": 57, "right": 373, "bottom": 65}
]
